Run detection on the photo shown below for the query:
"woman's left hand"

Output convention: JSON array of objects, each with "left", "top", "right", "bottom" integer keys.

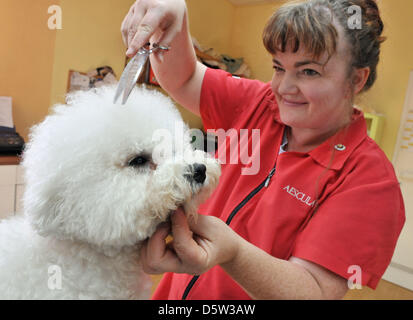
[{"left": 140, "top": 208, "right": 239, "bottom": 275}]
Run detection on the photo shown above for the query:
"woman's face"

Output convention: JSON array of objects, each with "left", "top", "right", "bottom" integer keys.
[{"left": 271, "top": 30, "right": 354, "bottom": 135}]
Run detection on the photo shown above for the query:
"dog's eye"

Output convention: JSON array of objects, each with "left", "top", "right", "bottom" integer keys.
[{"left": 128, "top": 156, "right": 148, "bottom": 167}]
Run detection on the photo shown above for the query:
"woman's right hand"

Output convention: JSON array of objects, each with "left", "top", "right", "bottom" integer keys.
[
  {"left": 121, "top": 0, "right": 187, "bottom": 57},
  {"left": 121, "top": 0, "right": 205, "bottom": 115}
]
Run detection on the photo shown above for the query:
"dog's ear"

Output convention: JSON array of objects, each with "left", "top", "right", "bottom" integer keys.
[{"left": 24, "top": 192, "right": 65, "bottom": 237}]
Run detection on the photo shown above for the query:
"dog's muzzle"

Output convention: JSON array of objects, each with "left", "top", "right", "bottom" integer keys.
[{"left": 185, "top": 163, "right": 207, "bottom": 184}]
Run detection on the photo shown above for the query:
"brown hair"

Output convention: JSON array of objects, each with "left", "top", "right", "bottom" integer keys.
[{"left": 263, "top": 0, "right": 386, "bottom": 93}]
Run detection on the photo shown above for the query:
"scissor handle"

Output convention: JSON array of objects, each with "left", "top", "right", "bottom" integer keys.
[
  {"left": 113, "top": 43, "right": 170, "bottom": 105},
  {"left": 135, "top": 43, "right": 169, "bottom": 55},
  {"left": 151, "top": 43, "right": 170, "bottom": 52}
]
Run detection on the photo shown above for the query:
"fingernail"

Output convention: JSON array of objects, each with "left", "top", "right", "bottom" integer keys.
[{"left": 126, "top": 48, "right": 133, "bottom": 56}]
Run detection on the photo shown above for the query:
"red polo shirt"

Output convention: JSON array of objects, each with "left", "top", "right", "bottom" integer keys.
[{"left": 152, "top": 68, "right": 405, "bottom": 300}]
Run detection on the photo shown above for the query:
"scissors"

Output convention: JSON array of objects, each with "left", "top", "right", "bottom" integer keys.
[{"left": 114, "top": 43, "right": 169, "bottom": 105}]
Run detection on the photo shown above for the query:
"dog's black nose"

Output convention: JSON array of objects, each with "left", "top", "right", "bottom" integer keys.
[{"left": 193, "top": 163, "right": 206, "bottom": 184}]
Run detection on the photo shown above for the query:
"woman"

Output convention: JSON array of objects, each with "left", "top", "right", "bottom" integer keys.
[{"left": 121, "top": 0, "right": 405, "bottom": 299}]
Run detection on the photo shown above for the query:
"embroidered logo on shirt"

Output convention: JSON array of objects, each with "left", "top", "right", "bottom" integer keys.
[{"left": 283, "top": 185, "right": 315, "bottom": 207}]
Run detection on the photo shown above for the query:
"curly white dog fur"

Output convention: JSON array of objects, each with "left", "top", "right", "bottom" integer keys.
[{"left": 0, "top": 86, "right": 220, "bottom": 299}]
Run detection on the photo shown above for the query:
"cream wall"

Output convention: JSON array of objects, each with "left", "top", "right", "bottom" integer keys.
[
  {"left": 50, "top": 0, "right": 134, "bottom": 106},
  {"left": 187, "top": 0, "right": 235, "bottom": 55},
  {"left": 231, "top": 1, "right": 284, "bottom": 80},
  {"left": 0, "top": 0, "right": 57, "bottom": 142}
]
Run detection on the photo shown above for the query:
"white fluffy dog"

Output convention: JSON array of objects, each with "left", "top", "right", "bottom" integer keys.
[{"left": 0, "top": 86, "right": 220, "bottom": 299}]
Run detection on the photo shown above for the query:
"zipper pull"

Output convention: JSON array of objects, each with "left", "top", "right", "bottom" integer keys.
[{"left": 264, "top": 167, "right": 276, "bottom": 187}]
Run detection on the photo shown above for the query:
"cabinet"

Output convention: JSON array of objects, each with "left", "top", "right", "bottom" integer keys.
[{"left": 0, "top": 161, "right": 25, "bottom": 220}]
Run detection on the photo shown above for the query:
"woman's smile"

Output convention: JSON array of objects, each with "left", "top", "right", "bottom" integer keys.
[{"left": 281, "top": 97, "right": 308, "bottom": 107}]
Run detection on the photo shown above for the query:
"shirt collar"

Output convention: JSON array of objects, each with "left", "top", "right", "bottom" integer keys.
[{"left": 308, "top": 109, "right": 368, "bottom": 170}]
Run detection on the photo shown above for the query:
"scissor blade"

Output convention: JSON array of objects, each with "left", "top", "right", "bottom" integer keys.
[
  {"left": 113, "top": 54, "right": 135, "bottom": 104},
  {"left": 113, "top": 50, "right": 149, "bottom": 104},
  {"left": 122, "top": 51, "right": 149, "bottom": 105}
]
